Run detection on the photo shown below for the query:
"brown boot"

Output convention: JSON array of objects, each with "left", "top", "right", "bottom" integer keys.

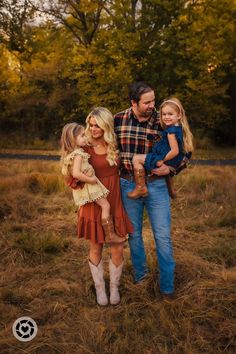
[
  {"left": 165, "top": 175, "right": 177, "bottom": 199},
  {"left": 102, "top": 215, "right": 127, "bottom": 244},
  {"left": 127, "top": 168, "right": 148, "bottom": 199}
]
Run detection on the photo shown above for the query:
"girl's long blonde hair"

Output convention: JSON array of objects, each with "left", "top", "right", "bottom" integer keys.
[
  {"left": 160, "top": 97, "right": 194, "bottom": 153},
  {"left": 60, "top": 122, "right": 84, "bottom": 158},
  {"left": 85, "top": 107, "right": 118, "bottom": 166}
]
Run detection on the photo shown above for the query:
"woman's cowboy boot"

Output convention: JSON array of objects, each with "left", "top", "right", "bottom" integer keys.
[
  {"left": 102, "top": 215, "right": 127, "bottom": 244},
  {"left": 88, "top": 259, "right": 108, "bottom": 306},
  {"left": 109, "top": 259, "right": 123, "bottom": 305},
  {"left": 127, "top": 168, "right": 148, "bottom": 199},
  {"left": 165, "top": 175, "right": 177, "bottom": 199}
]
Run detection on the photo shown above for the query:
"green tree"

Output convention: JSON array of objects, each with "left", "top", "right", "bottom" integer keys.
[
  {"left": 1, "top": 23, "right": 81, "bottom": 139},
  {"left": 136, "top": 0, "right": 236, "bottom": 144}
]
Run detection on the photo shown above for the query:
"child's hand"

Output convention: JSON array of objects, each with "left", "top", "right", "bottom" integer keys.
[{"left": 157, "top": 160, "right": 164, "bottom": 167}]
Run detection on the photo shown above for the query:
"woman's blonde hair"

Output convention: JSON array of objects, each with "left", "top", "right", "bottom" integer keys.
[
  {"left": 160, "top": 97, "right": 194, "bottom": 153},
  {"left": 60, "top": 122, "right": 84, "bottom": 158},
  {"left": 85, "top": 107, "right": 118, "bottom": 166}
]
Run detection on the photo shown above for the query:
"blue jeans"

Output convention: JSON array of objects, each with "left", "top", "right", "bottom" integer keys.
[{"left": 120, "top": 177, "right": 175, "bottom": 294}]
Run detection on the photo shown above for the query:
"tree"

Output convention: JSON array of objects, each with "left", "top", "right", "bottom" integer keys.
[
  {"left": 0, "top": 0, "right": 36, "bottom": 55},
  {"left": 30, "top": 0, "right": 106, "bottom": 46},
  {"left": 0, "top": 0, "right": 235, "bottom": 145},
  {"left": 0, "top": 23, "right": 81, "bottom": 139},
  {"left": 135, "top": 0, "right": 236, "bottom": 144}
]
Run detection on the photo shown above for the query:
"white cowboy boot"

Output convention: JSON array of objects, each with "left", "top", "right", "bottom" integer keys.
[
  {"left": 88, "top": 259, "right": 108, "bottom": 306},
  {"left": 109, "top": 259, "right": 124, "bottom": 305}
]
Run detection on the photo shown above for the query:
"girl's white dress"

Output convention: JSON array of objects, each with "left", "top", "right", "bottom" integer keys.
[{"left": 62, "top": 148, "right": 109, "bottom": 208}]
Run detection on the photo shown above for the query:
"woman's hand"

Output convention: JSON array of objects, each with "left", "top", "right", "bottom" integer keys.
[
  {"left": 72, "top": 155, "right": 96, "bottom": 184},
  {"left": 83, "top": 168, "right": 94, "bottom": 177},
  {"left": 89, "top": 176, "right": 97, "bottom": 185}
]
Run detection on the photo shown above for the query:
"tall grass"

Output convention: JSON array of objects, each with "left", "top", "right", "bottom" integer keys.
[{"left": 0, "top": 160, "right": 235, "bottom": 353}]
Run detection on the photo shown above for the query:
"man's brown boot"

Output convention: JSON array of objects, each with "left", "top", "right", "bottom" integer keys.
[
  {"left": 102, "top": 215, "right": 127, "bottom": 244},
  {"left": 165, "top": 175, "right": 177, "bottom": 199},
  {"left": 127, "top": 168, "right": 148, "bottom": 199}
]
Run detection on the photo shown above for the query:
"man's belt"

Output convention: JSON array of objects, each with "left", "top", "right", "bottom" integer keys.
[{"left": 120, "top": 172, "right": 161, "bottom": 183}]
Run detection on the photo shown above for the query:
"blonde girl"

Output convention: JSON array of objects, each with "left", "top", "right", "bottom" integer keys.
[{"left": 128, "top": 97, "right": 193, "bottom": 199}]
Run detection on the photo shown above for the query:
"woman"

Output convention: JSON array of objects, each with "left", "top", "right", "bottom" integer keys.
[{"left": 77, "top": 107, "right": 133, "bottom": 306}]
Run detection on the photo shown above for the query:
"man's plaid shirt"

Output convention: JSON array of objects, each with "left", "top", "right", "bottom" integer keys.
[{"left": 114, "top": 107, "right": 162, "bottom": 175}]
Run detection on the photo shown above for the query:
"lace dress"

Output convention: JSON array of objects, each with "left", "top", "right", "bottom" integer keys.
[{"left": 61, "top": 148, "right": 109, "bottom": 208}]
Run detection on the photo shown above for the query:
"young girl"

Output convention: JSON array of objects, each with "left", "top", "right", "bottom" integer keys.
[
  {"left": 128, "top": 97, "right": 194, "bottom": 199},
  {"left": 61, "top": 122, "right": 125, "bottom": 243}
]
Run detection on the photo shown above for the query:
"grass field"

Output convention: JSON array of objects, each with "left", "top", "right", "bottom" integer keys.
[{"left": 0, "top": 159, "right": 235, "bottom": 354}]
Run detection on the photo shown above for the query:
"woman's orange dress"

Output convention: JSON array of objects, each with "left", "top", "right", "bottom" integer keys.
[{"left": 77, "top": 147, "right": 133, "bottom": 244}]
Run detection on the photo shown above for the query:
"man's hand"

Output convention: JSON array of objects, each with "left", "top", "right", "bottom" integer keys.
[{"left": 151, "top": 164, "right": 170, "bottom": 176}]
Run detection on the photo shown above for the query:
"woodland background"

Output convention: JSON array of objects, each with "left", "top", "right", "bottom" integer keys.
[{"left": 0, "top": 0, "right": 235, "bottom": 148}]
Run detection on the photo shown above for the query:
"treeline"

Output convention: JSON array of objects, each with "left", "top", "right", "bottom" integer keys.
[{"left": 0, "top": 0, "right": 235, "bottom": 145}]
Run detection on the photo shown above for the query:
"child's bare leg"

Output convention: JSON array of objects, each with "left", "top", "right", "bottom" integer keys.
[
  {"left": 132, "top": 154, "right": 146, "bottom": 170},
  {"left": 96, "top": 198, "right": 110, "bottom": 219}
]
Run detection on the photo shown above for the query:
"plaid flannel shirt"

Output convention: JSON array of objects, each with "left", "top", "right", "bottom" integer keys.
[{"left": 114, "top": 107, "right": 162, "bottom": 175}]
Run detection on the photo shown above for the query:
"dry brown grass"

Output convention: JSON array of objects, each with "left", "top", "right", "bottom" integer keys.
[{"left": 0, "top": 160, "right": 235, "bottom": 354}]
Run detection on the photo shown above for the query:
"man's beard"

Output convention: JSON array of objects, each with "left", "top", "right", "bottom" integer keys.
[{"left": 139, "top": 109, "right": 153, "bottom": 118}]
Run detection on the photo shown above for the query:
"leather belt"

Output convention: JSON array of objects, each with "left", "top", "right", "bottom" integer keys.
[{"left": 120, "top": 173, "right": 161, "bottom": 183}]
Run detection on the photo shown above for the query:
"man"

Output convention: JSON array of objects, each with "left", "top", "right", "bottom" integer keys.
[{"left": 114, "top": 81, "right": 176, "bottom": 300}]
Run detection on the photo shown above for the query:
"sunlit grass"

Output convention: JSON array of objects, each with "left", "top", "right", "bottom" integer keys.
[
  {"left": 199, "top": 238, "right": 236, "bottom": 267},
  {"left": 0, "top": 160, "right": 235, "bottom": 353},
  {"left": 12, "top": 231, "right": 70, "bottom": 261}
]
